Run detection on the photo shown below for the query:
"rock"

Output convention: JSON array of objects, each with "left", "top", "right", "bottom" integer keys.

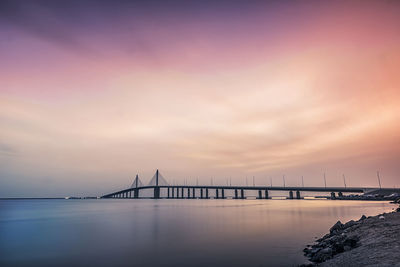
[
  {"left": 344, "top": 235, "right": 359, "bottom": 248},
  {"left": 310, "top": 248, "right": 321, "bottom": 255},
  {"left": 379, "top": 215, "right": 385, "bottom": 220},
  {"left": 332, "top": 242, "right": 344, "bottom": 253},
  {"left": 359, "top": 215, "right": 367, "bottom": 221},
  {"left": 330, "top": 221, "right": 344, "bottom": 234},
  {"left": 343, "top": 220, "right": 357, "bottom": 229},
  {"left": 311, "top": 248, "right": 333, "bottom": 262}
]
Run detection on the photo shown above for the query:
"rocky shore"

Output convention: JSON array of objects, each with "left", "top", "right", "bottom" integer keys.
[{"left": 302, "top": 205, "right": 400, "bottom": 266}]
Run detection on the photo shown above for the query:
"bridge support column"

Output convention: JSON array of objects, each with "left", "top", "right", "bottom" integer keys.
[
  {"left": 134, "top": 189, "right": 139, "bottom": 198},
  {"left": 172, "top": 187, "right": 175, "bottom": 198},
  {"left": 206, "top": 188, "right": 209, "bottom": 199},
  {"left": 258, "top": 190, "right": 262, "bottom": 199},
  {"left": 154, "top": 187, "right": 160, "bottom": 199},
  {"left": 187, "top": 188, "right": 191, "bottom": 199},
  {"left": 338, "top": 192, "right": 343, "bottom": 198},
  {"left": 241, "top": 189, "right": 245, "bottom": 199},
  {"left": 221, "top": 189, "right": 225, "bottom": 199},
  {"left": 265, "top": 190, "right": 269, "bottom": 199},
  {"left": 234, "top": 189, "right": 238, "bottom": 199},
  {"left": 289, "top": 191, "right": 294, "bottom": 199},
  {"left": 296, "top": 190, "right": 301, "bottom": 199},
  {"left": 216, "top": 189, "right": 219, "bottom": 199},
  {"left": 192, "top": 188, "right": 195, "bottom": 199},
  {"left": 200, "top": 188, "right": 203, "bottom": 199},
  {"left": 331, "top": 192, "right": 336, "bottom": 199},
  {"left": 167, "top": 187, "right": 170, "bottom": 198}
]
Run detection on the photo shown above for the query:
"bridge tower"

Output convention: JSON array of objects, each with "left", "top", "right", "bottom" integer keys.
[
  {"left": 154, "top": 169, "right": 160, "bottom": 199},
  {"left": 131, "top": 174, "right": 143, "bottom": 198}
]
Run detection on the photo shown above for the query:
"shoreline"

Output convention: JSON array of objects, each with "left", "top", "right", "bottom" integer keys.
[{"left": 302, "top": 201, "right": 400, "bottom": 266}]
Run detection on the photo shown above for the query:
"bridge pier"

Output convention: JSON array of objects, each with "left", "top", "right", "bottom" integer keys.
[
  {"left": 206, "top": 188, "right": 209, "bottom": 199},
  {"left": 192, "top": 188, "right": 195, "bottom": 199},
  {"left": 216, "top": 189, "right": 219, "bottom": 199},
  {"left": 167, "top": 187, "right": 170, "bottom": 198},
  {"left": 187, "top": 188, "right": 191, "bottom": 199},
  {"left": 338, "top": 192, "right": 343, "bottom": 198},
  {"left": 200, "top": 188, "right": 203, "bottom": 199},
  {"left": 221, "top": 189, "right": 225, "bottom": 199},
  {"left": 257, "top": 190, "right": 262, "bottom": 199},
  {"left": 289, "top": 191, "right": 294, "bottom": 199},
  {"left": 265, "top": 190, "right": 269, "bottom": 199},
  {"left": 154, "top": 187, "right": 160, "bottom": 199},
  {"left": 234, "top": 189, "right": 238, "bottom": 199},
  {"left": 241, "top": 189, "right": 245, "bottom": 199},
  {"left": 296, "top": 190, "right": 301, "bottom": 199},
  {"left": 134, "top": 189, "right": 139, "bottom": 198},
  {"left": 331, "top": 192, "right": 336, "bottom": 199},
  {"left": 181, "top": 188, "right": 184, "bottom": 198}
]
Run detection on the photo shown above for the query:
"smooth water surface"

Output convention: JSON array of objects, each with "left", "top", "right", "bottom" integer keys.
[{"left": 0, "top": 199, "right": 394, "bottom": 267}]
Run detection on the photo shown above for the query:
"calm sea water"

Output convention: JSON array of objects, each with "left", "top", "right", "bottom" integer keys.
[{"left": 0, "top": 199, "right": 394, "bottom": 267}]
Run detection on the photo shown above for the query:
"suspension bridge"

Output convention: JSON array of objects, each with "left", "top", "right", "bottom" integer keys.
[{"left": 101, "top": 170, "right": 386, "bottom": 199}]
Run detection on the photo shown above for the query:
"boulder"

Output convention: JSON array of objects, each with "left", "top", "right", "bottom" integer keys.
[
  {"left": 343, "top": 220, "right": 357, "bottom": 229},
  {"left": 344, "top": 235, "right": 359, "bottom": 248},
  {"left": 359, "top": 215, "right": 367, "bottom": 221},
  {"left": 311, "top": 248, "right": 333, "bottom": 262},
  {"left": 330, "top": 221, "right": 344, "bottom": 234}
]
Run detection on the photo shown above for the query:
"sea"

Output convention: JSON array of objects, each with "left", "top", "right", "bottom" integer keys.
[{"left": 0, "top": 199, "right": 394, "bottom": 267}]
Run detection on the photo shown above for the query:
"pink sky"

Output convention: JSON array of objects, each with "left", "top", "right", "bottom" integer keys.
[{"left": 1, "top": 1, "right": 399, "bottom": 197}]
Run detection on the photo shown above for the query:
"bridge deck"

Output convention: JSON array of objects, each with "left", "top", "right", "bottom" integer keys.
[{"left": 102, "top": 185, "right": 373, "bottom": 198}]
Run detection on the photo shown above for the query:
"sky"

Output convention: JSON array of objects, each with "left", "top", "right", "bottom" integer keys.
[{"left": 1, "top": 0, "right": 400, "bottom": 197}]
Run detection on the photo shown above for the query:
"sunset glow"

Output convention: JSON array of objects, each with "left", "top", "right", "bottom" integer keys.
[{"left": 1, "top": 1, "right": 400, "bottom": 197}]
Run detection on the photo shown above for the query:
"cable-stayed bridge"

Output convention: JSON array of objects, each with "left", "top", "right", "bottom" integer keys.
[{"left": 101, "top": 170, "right": 386, "bottom": 199}]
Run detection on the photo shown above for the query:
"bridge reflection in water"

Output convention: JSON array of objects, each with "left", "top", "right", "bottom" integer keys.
[{"left": 102, "top": 169, "right": 372, "bottom": 200}]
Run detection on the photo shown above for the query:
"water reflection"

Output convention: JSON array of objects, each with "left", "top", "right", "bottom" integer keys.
[{"left": 0, "top": 199, "right": 393, "bottom": 267}]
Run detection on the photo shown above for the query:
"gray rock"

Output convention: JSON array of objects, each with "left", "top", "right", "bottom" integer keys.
[
  {"left": 344, "top": 235, "right": 359, "bottom": 248},
  {"left": 330, "top": 221, "right": 344, "bottom": 234},
  {"left": 310, "top": 248, "right": 321, "bottom": 255},
  {"left": 311, "top": 248, "right": 333, "bottom": 262},
  {"left": 344, "top": 220, "right": 357, "bottom": 229},
  {"left": 321, "top": 247, "right": 333, "bottom": 254},
  {"left": 359, "top": 215, "right": 367, "bottom": 221}
]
